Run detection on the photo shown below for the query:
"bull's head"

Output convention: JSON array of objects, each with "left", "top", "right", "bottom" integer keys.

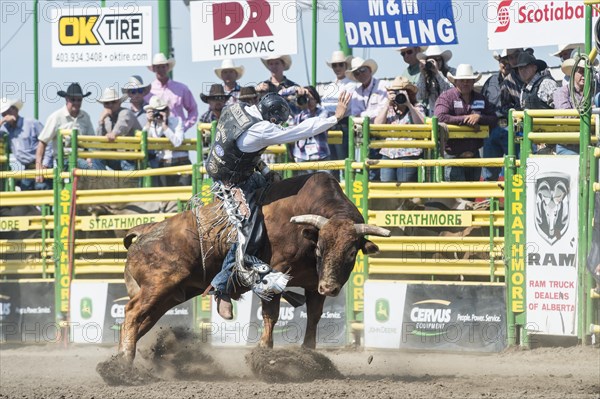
[{"left": 291, "top": 214, "right": 390, "bottom": 296}]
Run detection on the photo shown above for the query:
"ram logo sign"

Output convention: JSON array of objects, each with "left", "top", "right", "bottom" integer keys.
[{"left": 534, "top": 173, "right": 570, "bottom": 245}]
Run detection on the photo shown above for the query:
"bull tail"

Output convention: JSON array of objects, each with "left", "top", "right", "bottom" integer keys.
[{"left": 123, "top": 222, "right": 157, "bottom": 249}]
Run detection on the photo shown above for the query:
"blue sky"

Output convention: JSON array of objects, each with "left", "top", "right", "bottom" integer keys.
[{"left": 0, "top": 0, "right": 560, "bottom": 125}]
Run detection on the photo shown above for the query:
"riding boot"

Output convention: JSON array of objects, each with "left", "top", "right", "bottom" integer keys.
[{"left": 215, "top": 294, "right": 233, "bottom": 320}]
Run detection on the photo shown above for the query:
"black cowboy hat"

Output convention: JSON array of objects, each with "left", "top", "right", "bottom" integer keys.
[
  {"left": 57, "top": 83, "right": 92, "bottom": 98},
  {"left": 200, "top": 84, "right": 231, "bottom": 103},
  {"left": 514, "top": 52, "right": 547, "bottom": 72}
]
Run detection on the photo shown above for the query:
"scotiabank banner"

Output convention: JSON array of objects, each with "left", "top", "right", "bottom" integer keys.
[
  {"left": 488, "top": 0, "right": 598, "bottom": 49},
  {"left": 190, "top": 0, "right": 298, "bottom": 62}
]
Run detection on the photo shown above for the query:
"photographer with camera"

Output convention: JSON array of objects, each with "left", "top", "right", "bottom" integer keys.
[
  {"left": 374, "top": 77, "right": 425, "bottom": 183},
  {"left": 416, "top": 46, "right": 454, "bottom": 116},
  {"left": 143, "top": 96, "right": 190, "bottom": 186}
]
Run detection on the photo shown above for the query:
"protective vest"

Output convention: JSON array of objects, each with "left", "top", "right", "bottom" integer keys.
[
  {"left": 206, "top": 103, "right": 263, "bottom": 184},
  {"left": 521, "top": 75, "right": 553, "bottom": 110}
]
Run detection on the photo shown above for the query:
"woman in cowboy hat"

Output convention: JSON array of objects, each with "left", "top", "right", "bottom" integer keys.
[
  {"left": 435, "top": 64, "right": 497, "bottom": 182},
  {"left": 199, "top": 84, "right": 231, "bottom": 123},
  {"left": 0, "top": 98, "right": 51, "bottom": 190},
  {"left": 147, "top": 53, "right": 198, "bottom": 133},
  {"left": 214, "top": 59, "right": 244, "bottom": 104},
  {"left": 122, "top": 75, "right": 151, "bottom": 125},
  {"left": 416, "top": 45, "right": 455, "bottom": 116},
  {"left": 36, "top": 83, "right": 100, "bottom": 183},
  {"left": 374, "top": 77, "right": 425, "bottom": 183}
]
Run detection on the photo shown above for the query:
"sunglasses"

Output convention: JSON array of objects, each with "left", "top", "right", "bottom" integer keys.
[
  {"left": 128, "top": 88, "right": 145, "bottom": 95},
  {"left": 400, "top": 49, "right": 414, "bottom": 56},
  {"left": 353, "top": 66, "right": 370, "bottom": 76},
  {"left": 331, "top": 62, "right": 346, "bottom": 68}
]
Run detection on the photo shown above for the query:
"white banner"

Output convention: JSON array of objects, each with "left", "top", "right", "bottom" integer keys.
[
  {"left": 487, "top": 0, "right": 597, "bottom": 49},
  {"left": 70, "top": 282, "right": 108, "bottom": 343},
  {"left": 51, "top": 6, "right": 152, "bottom": 68},
  {"left": 526, "top": 156, "right": 579, "bottom": 336},
  {"left": 190, "top": 0, "right": 298, "bottom": 62},
  {"left": 210, "top": 291, "right": 254, "bottom": 346},
  {"left": 364, "top": 281, "right": 407, "bottom": 349}
]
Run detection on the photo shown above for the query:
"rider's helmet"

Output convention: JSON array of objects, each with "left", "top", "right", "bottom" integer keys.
[{"left": 257, "top": 93, "right": 290, "bottom": 124}]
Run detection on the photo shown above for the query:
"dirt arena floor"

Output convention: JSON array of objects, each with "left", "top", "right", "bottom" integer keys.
[{"left": 1, "top": 331, "right": 598, "bottom": 399}]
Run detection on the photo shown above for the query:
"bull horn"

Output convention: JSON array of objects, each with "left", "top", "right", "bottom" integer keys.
[
  {"left": 290, "top": 214, "right": 329, "bottom": 230},
  {"left": 355, "top": 224, "right": 391, "bottom": 237}
]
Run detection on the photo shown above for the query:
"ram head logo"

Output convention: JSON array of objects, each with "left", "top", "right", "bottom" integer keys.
[{"left": 535, "top": 175, "right": 570, "bottom": 245}]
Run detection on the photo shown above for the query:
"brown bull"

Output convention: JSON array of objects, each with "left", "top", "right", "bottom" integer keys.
[{"left": 118, "top": 172, "right": 390, "bottom": 363}]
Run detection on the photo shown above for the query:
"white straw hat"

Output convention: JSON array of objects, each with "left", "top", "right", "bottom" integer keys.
[
  {"left": 143, "top": 96, "right": 169, "bottom": 111},
  {"left": 0, "top": 98, "right": 23, "bottom": 114},
  {"left": 121, "top": 75, "right": 151, "bottom": 94},
  {"left": 345, "top": 57, "right": 378, "bottom": 81},
  {"left": 97, "top": 87, "right": 126, "bottom": 103},
  {"left": 148, "top": 53, "right": 176, "bottom": 72},
  {"left": 447, "top": 64, "right": 482, "bottom": 84},
  {"left": 261, "top": 55, "right": 292, "bottom": 71},
  {"left": 214, "top": 59, "right": 245, "bottom": 80},
  {"left": 325, "top": 50, "right": 352, "bottom": 67}
]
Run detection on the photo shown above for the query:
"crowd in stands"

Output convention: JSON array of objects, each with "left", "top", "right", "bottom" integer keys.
[{"left": 1, "top": 42, "right": 596, "bottom": 191}]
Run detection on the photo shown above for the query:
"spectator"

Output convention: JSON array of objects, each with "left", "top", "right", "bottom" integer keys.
[
  {"left": 122, "top": 75, "right": 151, "bottom": 126},
  {"left": 214, "top": 59, "right": 244, "bottom": 104},
  {"left": 290, "top": 86, "right": 330, "bottom": 174},
  {"left": 346, "top": 57, "right": 389, "bottom": 180},
  {"left": 238, "top": 86, "right": 259, "bottom": 106},
  {"left": 96, "top": 87, "right": 142, "bottom": 171},
  {"left": 434, "top": 64, "right": 497, "bottom": 182},
  {"left": 147, "top": 53, "right": 198, "bottom": 133},
  {"left": 256, "top": 54, "right": 305, "bottom": 116},
  {"left": 374, "top": 77, "right": 425, "bottom": 183},
  {"left": 499, "top": 48, "right": 525, "bottom": 115},
  {"left": 482, "top": 50, "right": 513, "bottom": 181},
  {"left": 143, "top": 96, "right": 190, "bottom": 186},
  {"left": 35, "top": 83, "right": 101, "bottom": 184},
  {"left": 199, "top": 84, "right": 231, "bottom": 123},
  {"left": 416, "top": 46, "right": 455, "bottom": 115},
  {"left": 551, "top": 43, "right": 584, "bottom": 85},
  {"left": 0, "top": 98, "right": 51, "bottom": 190},
  {"left": 398, "top": 46, "right": 428, "bottom": 84},
  {"left": 515, "top": 52, "right": 557, "bottom": 110}
]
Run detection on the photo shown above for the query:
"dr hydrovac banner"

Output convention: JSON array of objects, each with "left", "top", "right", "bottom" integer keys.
[{"left": 341, "top": 0, "right": 458, "bottom": 48}]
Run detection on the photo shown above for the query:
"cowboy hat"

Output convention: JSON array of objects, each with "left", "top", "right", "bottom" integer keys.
[
  {"left": 325, "top": 50, "right": 352, "bottom": 67},
  {"left": 143, "top": 96, "right": 169, "bottom": 111},
  {"left": 238, "top": 86, "right": 258, "bottom": 101},
  {"left": 386, "top": 76, "right": 417, "bottom": 94},
  {"left": 147, "top": 53, "right": 176, "bottom": 72},
  {"left": 0, "top": 98, "right": 23, "bottom": 114},
  {"left": 57, "top": 83, "right": 92, "bottom": 98},
  {"left": 97, "top": 87, "right": 126, "bottom": 104},
  {"left": 447, "top": 64, "right": 482, "bottom": 84},
  {"left": 214, "top": 59, "right": 245, "bottom": 80},
  {"left": 416, "top": 45, "right": 453, "bottom": 62},
  {"left": 551, "top": 43, "right": 584, "bottom": 57},
  {"left": 561, "top": 57, "right": 598, "bottom": 75},
  {"left": 514, "top": 52, "right": 548, "bottom": 71},
  {"left": 493, "top": 48, "right": 522, "bottom": 61},
  {"left": 396, "top": 45, "right": 428, "bottom": 53},
  {"left": 261, "top": 55, "right": 292, "bottom": 71},
  {"left": 345, "top": 57, "right": 378, "bottom": 81},
  {"left": 200, "top": 84, "right": 231, "bottom": 103},
  {"left": 121, "top": 75, "right": 150, "bottom": 94}
]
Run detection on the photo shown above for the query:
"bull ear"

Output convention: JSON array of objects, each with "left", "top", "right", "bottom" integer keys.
[
  {"left": 301, "top": 228, "right": 319, "bottom": 244},
  {"left": 361, "top": 240, "right": 380, "bottom": 255}
]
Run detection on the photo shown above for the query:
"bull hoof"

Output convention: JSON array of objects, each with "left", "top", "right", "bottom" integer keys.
[{"left": 96, "top": 354, "right": 154, "bottom": 386}]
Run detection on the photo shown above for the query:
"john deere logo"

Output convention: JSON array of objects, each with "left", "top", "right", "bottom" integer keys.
[
  {"left": 80, "top": 297, "right": 92, "bottom": 319},
  {"left": 375, "top": 299, "right": 389, "bottom": 322}
]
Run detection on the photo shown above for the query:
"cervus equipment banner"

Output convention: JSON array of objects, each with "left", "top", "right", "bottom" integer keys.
[
  {"left": 526, "top": 157, "right": 579, "bottom": 336},
  {"left": 488, "top": 0, "right": 598, "bottom": 49},
  {"left": 341, "top": 0, "right": 458, "bottom": 48},
  {"left": 190, "top": 0, "right": 298, "bottom": 62}
]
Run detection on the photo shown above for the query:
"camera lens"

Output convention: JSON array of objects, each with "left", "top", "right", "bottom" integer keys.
[
  {"left": 153, "top": 110, "right": 162, "bottom": 119},
  {"left": 297, "top": 95, "right": 308, "bottom": 106},
  {"left": 394, "top": 93, "right": 407, "bottom": 105},
  {"left": 425, "top": 61, "right": 434, "bottom": 71}
]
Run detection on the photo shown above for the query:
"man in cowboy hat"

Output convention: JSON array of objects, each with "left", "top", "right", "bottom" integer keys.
[
  {"left": 373, "top": 77, "right": 425, "bottom": 183},
  {"left": 435, "top": 64, "right": 497, "bottom": 182},
  {"left": 551, "top": 43, "right": 584, "bottom": 63},
  {"left": 96, "top": 87, "right": 142, "bottom": 171},
  {"left": 238, "top": 86, "right": 259, "bottom": 106},
  {"left": 416, "top": 46, "right": 455, "bottom": 116},
  {"left": 143, "top": 96, "right": 190, "bottom": 186},
  {"left": 122, "top": 75, "right": 151, "bottom": 126},
  {"left": 255, "top": 55, "right": 299, "bottom": 96},
  {"left": 0, "top": 98, "right": 51, "bottom": 190},
  {"left": 398, "top": 45, "right": 427, "bottom": 84},
  {"left": 147, "top": 53, "right": 198, "bottom": 133},
  {"left": 514, "top": 52, "right": 557, "bottom": 110},
  {"left": 35, "top": 83, "right": 100, "bottom": 183},
  {"left": 214, "top": 59, "right": 244, "bottom": 104},
  {"left": 499, "top": 48, "right": 526, "bottom": 116},
  {"left": 199, "top": 84, "right": 231, "bottom": 123}
]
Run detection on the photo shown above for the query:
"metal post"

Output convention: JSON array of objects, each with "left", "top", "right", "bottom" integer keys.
[
  {"left": 33, "top": 0, "right": 39, "bottom": 119},
  {"left": 431, "top": 116, "right": 441, "bottom": 182},
  {"left": 141, "top": 130, "right": 151, "bottom": 188},
  {"left": 311, "top": 0, "right": 317, "bottom": 86},
  {"left": 158, "top": 0, "right": 172, "bottom": 78}
]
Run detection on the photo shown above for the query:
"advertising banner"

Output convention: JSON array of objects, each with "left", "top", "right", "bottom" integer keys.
[
  {"left": 364, "top": 282, "right": 507, "bottom": 352},
  {"left": 0, "top": 282, "right": 55, "bottom": 343},
  {"left": 341, "top": 0, "right": 458, "bottom": 48},
  {"left": 190, "top": 0, "right": 298, "bottom": 62},
  {"left": 488, "top": 0, "right": 598, "bottom": 49},
  {"left": 51, "top": 5, "right": 153, "bottom": 68},
  {"left": 526, "top": 157, "right": 579, "bottom": 336}
]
